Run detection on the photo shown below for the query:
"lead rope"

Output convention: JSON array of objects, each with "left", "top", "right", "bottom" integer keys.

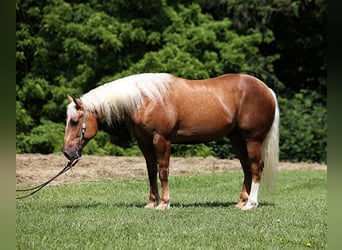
[
  {"left": 16, "top": 159, "right": 80, "bottom": 199},
  {"left": 16, "top": 108, "right": 87, "bottom": 199}
]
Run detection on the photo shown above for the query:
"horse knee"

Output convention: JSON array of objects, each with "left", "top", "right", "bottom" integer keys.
[{"left": 158, "top": 167, "right": 167, "bottom": 179}]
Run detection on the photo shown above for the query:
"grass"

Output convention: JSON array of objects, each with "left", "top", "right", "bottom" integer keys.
[{"left": 16, "top": 170, "right": 327, "bottom": 249}]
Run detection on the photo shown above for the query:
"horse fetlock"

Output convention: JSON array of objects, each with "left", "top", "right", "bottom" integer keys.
[
  {"left": 235, "top": 201, "right": 246, "bottom": 209},
  {"left": 241, "top": 201, "right": 259, "bottom": 210},
  {"left": 144, "top": 200, "right": 158, "bottom": 209},
  {"left": 155, "top": 201, "right": 171, "bottom": 210},
  {"left": 235, "top": 195, "right": 249, "bottom": 209}
]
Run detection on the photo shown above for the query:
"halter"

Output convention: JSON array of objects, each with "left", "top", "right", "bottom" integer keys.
[{"left": 79, "top": 107, "right": 87, "bottom": 143}]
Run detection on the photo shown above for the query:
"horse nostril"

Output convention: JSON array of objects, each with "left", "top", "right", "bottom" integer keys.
[{"left": 63, "top": 150, "right": 71, "bottom": 160}]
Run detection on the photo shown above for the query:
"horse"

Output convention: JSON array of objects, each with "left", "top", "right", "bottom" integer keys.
[{"left": 63, "top": 73, "right": 279, "bottom": 210}]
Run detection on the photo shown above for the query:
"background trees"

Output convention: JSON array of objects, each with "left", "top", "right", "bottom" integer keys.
[{"left": 16, "top": 0, "right": 326, "bottom": 162}]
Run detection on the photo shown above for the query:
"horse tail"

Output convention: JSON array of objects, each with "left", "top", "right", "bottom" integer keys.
[{"left": 261, "top": 88, "right": 279, "bottom": 189}]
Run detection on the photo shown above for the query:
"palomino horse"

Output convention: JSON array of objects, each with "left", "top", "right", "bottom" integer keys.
[{"left": 63, "top": 73, "right": 279, "bottom": 210}]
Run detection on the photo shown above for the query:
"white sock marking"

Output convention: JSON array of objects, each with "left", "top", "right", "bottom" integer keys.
[{"left": 249, "top": 182, "right": 259, "bottom": 204}]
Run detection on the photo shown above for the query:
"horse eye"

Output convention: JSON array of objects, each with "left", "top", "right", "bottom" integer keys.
[{"left": 70, "top": 119, "right": 79, "bottom": 126}]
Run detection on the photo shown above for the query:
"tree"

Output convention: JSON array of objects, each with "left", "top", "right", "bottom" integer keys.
[{"left": 203, "top": 0, "right": 326, "bottom": 101}]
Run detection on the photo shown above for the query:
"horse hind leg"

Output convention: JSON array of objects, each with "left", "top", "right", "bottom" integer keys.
[
  {"left": 229, "top": 133, "right": 250, "bottom": 208},
  {"left": 241, "top": 140, "right": 264, "bottom": 210},
  {"left": 229, "top": 133, "right": 263, "bottom": 210}
]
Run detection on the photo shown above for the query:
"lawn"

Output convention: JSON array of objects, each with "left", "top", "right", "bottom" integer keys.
[{"left": 16, "top": 170, "right": 327, "bottom": 249}]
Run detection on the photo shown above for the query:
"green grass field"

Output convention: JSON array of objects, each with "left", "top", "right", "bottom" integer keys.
[{"left": 16, "top": 170, "right": 326, "bottom": 249}]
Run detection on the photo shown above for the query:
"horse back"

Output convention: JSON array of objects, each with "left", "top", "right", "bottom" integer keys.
[{"left": 130, "top": 74, "right": 275, "bottom": 143}]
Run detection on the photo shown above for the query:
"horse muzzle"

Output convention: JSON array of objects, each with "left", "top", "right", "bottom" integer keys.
[{"left": 62, "top": 146, "right": 82, "bottom": 161}]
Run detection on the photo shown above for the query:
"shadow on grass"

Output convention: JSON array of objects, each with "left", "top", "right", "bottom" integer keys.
[
  {"left": 171, "top": 201, "right": 275, "bottom": 208},
  {"left": 172, "top": 201, "right": 236, "bottom": 208},
  {"left": 61, "top": 200, "right": 275, "bottom": 209},
  {"left": 60, "top": 201, "right": 145, "bottom": 209}
]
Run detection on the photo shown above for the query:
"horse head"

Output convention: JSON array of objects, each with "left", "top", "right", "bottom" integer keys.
[{"left": 62, "top": 95, "right": 98, "bottom": 161}]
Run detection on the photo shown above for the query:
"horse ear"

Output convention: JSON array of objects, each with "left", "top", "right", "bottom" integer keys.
[
  {"left": 67, "top": 95, "right": 74, "bottom": 102},
  {"left": 68, "top": 95, "right": 83, "bottom": 110}
]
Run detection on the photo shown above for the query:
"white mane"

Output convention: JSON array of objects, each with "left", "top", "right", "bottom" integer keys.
[{"left": 67, "top": 73, "right": 174, "bottom": 122}]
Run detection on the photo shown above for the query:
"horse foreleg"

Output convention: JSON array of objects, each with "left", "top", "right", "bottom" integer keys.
[
  {"left": 145, "top": 166, "right": 160, "bottom": 209},
  {"left": 138, "top": 141, "right": 160, "bottom": 209},
  {"left": 241, "top": 141, "right": 264, "bottom": 210},
  {"left": 153, "top": 134, "right": 171, "bottom": 210}
]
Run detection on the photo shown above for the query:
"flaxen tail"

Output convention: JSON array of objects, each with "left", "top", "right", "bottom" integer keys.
[{"left": 261, "top": 89, "right": 279, "bottom": 189}]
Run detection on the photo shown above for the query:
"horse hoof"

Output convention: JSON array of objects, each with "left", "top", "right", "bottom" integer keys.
[
  {"left": 156, "top": 201, "right": 170, "bottom": 210},
  {"left": 235, "top": 202, "right": 246, "bottom": 209},
  {"left": 241, "top": 201, "right": 258, "bottom": 210},
  {"left": 144, "top": 201, "right": 157, "bottom": 209}
]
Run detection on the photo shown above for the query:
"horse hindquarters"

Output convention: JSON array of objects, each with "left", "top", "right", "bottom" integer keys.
[
  {"left": 241, "top": 95, "right": 279, "bottom": 210},
  {"left": 232, "top": 77, "right": 279, "bottom": 210}
]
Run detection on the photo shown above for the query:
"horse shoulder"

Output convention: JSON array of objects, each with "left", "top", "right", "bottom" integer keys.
[{"left": 129, "top": 95, "right": 177, "bottom": 137}]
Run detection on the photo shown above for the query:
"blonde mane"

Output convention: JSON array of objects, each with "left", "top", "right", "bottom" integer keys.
[{"left": 67, "top": 73, "right": 174, "bottom": 122}]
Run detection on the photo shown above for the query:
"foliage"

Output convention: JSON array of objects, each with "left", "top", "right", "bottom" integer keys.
[
  {"left": 113, "top": 3, "right": 271, "bottom": 81},
  {"left": 16, "top": 0, "right": 326, "bottom": 162},
  {"left": 279, "top": 90, "right": 327, "bottom": 162},
  {"left": 82, "top": 130, "right": 126, "bottom": 156},
  {"left": 207, "top": 137, "right": 235, "bottom": 159},
  {"left": 206, "top": 0, "right": 326, "bottom": 99},
  {"left": 17, "top": 170, "right": 327, "bottom": 249},
  {"left": 172, "top": 143, "right": 214, "bottom": 157},
  {"left": 16, "top": 119, "right": 65, "bottom": 154},
  {"left": 84, "top": 135, "right": 143, "bottom": 156}
]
